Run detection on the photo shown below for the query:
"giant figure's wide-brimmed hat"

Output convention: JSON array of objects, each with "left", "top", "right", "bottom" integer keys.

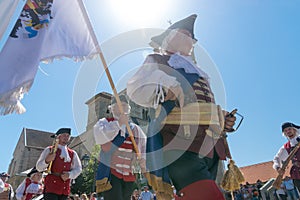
[{"left": 150, "top": 14, "right": 197, "bottom": 48}]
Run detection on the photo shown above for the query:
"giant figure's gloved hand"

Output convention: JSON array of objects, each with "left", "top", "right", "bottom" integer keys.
[{"left": 223, "top": 110, "right": 237, "bottom": 132}]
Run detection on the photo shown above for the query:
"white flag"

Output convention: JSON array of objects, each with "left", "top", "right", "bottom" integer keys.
[
  {"left": 0, "top": 0, "right": 21, "bottom": 40},
  {"left": 0, "top": 0, "right": 99, "bottom": 115}
]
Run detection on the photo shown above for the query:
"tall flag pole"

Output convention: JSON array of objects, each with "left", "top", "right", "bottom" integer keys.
[{"left": 76, "top": 0, "right": 140, "bottom": 157}]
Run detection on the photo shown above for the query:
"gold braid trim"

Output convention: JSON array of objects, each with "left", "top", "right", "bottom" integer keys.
[
  {"left": 145, "top": 172, "right": 173, "bottom": 200},
  {"left": 95, "top": 178, "right": 112, "bottom": 193},
  {"left": 162, "top": 102, "right": 222, "bottom": 125},
  {"left": 162, "top": 102, "right": 225, "bottom": 139}
]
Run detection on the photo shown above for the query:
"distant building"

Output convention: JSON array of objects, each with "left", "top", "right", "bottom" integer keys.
[
  {"left": 239, "top": 160, "right": 291, "bottom": 184},
  {"left": 8, "top": 128, "right": 55, "bottom": 187}
]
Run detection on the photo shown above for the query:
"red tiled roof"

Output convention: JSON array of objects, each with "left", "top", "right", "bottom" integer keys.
[{"left": 239, "top": 161, "right": 291, "bottom": 184}]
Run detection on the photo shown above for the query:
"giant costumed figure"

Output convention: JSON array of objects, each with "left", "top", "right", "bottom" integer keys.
[{"left": 127, "top": 14, "right": 237, "bottom": 200}]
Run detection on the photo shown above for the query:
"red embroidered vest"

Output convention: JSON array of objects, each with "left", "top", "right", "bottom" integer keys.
[
  {"left": 44, "top": 147, "right": 74, "bottom": 195},
  {"left": 110, "top": 136, "right": 136, "bottom": 182}
]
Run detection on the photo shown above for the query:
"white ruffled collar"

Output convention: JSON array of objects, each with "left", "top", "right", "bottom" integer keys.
[
  {"left": 167, "top": 53, "right": 209, "bottom": 79},
  {"left": 288, "top": 132, "right": 300, "bottom": 146},
  {"left": 58, "top": 144, "right": 71, "bottom": 162}
]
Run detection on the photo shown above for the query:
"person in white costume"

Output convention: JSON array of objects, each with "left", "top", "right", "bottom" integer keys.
[{"left": 273, "top": 122, "right": 300, "bottom": 192}]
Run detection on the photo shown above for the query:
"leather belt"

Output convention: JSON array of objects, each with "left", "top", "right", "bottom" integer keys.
[{"left": 51, "top": 172, "right": 61, "bottom": 177}]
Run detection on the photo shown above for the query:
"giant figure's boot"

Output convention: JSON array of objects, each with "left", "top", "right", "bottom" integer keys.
[{"left": 175, "top": 180, "right": 225, "bottom": 200}]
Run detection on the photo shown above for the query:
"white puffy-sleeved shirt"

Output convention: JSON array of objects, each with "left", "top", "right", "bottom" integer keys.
[
  {"left": 94, "top": 118, "right": 126, "bottom": 145},
  {"left": 126, "top": 54, "right": 180, "bottom": 108},
  {"left": 273, "top": 136, "right": 299, "bottom": 170},
  {"left": 127, "top": 53, "right": 208, "bottom": 109},
  {"left": 15, "top": 178, "right": 43, "bottom": 200},
  {"left": 93, "top": 118, "right": 147, "bottom": 160}
]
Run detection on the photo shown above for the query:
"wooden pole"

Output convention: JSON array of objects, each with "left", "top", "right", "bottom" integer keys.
[
  {"left": 98, "top": 51, "right": 140, "bottom": 158},
  {"left": 77, "top": 0, "right": 140, "bottom": 158}
]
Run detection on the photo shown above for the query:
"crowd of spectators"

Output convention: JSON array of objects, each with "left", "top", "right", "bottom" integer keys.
[{"left": 224, "top": 177, "right": 300, "bottom": 200}]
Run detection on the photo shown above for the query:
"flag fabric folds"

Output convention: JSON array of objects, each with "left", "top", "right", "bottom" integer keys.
[
  {"left": 0, "top": 0, "right": 99, "bottom": 115},
  {"left": 0, "top": 0, "right": 20, "bottom": 41}
]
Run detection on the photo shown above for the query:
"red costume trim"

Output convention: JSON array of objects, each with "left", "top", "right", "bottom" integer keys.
[{"left": 175, "top": 180, "right": 225, "bottom": 200}]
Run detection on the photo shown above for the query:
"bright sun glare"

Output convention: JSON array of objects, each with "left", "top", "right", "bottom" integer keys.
[{"left": 109, "top": 0, "right": 170, "bottom": 26}]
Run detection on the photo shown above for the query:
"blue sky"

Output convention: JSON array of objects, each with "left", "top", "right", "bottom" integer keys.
[{"left": 1, "top": 0, "right": 300, "bottom": 175}]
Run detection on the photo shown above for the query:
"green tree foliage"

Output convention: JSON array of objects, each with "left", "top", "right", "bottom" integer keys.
[{"left": 71, "top": 145, "right": 100, "bottom": 194}]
